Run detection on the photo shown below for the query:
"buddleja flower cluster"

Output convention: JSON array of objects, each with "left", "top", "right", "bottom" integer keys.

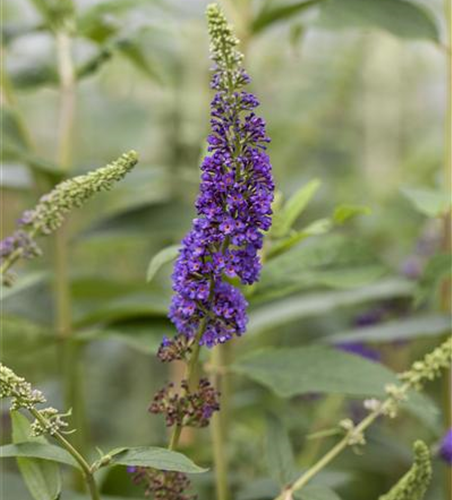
[
  {"left": 0, "top": 151, "right": 138, "bottom": 285},
  {"left": 149, "top": 378, "right": 220, "bottom": 428},
  {"left": 378, "top": 441, "right": 432, "bottom": 500},
  {"left": 164, "top": 3, "right": 274, "bottom": 351},
  {"left": 0, "top": 363, "right": 70, "bottom": 436},
  {"left": 147, "top": 17, "right": 273, "bottom": 500},
  {"left": 128, "top": 467, "right": 195, "bottom": 500}
]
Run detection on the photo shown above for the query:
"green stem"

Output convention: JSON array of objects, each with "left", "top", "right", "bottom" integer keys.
[
  {"left": 28, "top": 407, "right": 101, "bottom": 500},
  {"left": 56, "top": 30, "right": 76, "bottom": 173},
  {"left": 0, "top": 248, "right": 26, "bottom": 279},
  {"left": 54, "top": 25, "right": 89, "bottom": 462},
  {"left": 54, "top": 223, "right": 72, "bottom": 339},
  {"left": 54, "top": 24, "right": 76, "bottom": 338},
  {"left": 168, "top": 314, "right": 209, "bottom": 451},
  {"left": 210, "top": 345, "right": 229, "bottom": 500},
  {"left": 299, "top": 395, "right": 344, "bottom": 467},
  {"left": 168, "top": 425, "right": 183, "bottom": 451},
  {"left": 274, "top": 396, "right": 396, "bottom": 499}
]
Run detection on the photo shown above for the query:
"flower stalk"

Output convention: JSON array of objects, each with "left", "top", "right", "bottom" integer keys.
[
  {"left": 0, "top": 363, "right": 101, "bottom": 500},
  {"left": 148, "top": 7, "right": 273, "bottom": 500},
  {"left": 29, "top": 407, "right": 101, "bottom": 500},
  {"left": 210, "top": 346, "right": 230, "bottom": 500},
  {"left": 0, "top": 151, "right": 138, "bottom": 284},
  {"left": 273, "top": 338, "right": 452, "bottom": 500}
]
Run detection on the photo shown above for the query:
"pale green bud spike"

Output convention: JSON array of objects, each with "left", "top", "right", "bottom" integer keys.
[
  {"left": 379, "top": 441, "right": 432, "bottom": 500},
  {"left": 399, "top": 337, "right": 452, "bottom": 390},
  {"left": 25, "top": 150, "right": 138, "bottom": 236},
  {"left": 0, "top": 363, "right": 46, "bottom": 409},
  {"left": 206, "top": 3, "right": 244, "bottom": 88},
  {"left": 1, "top": 363, "right": 71, "bottom": 437},
  {"left": 1, "top": 151, "right": 138, "bottom": 286}
]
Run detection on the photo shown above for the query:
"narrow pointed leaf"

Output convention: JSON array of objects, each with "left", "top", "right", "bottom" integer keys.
[
  {"left": 272, "top": 179, "right": 321, "bottom": 237},
  {"left": 268, "top": 218, "right": 332, "bottom": 258},
  {"left": 297, "top": 484, "right": 342, "bottom": 500},
  {"left": 265, "top": 414, "right": 296, "bottom": 487},
  {"left": 111, "top": 446, "right": 207, "bottom": 473},
  {"left": 146, "top": 245, "right": 180, "bottom": 282},
  {"left": 256, "top": 235, "right": 387, "bottom": 302},
  {"left": 249, "top": 280, "right": 412, "bottom": 330},
  {"left": 252, "top": 0, "right": 324, "bottom": 34},
  {"left": 231, "top": 346, "right": 439, "bottom": 428},
  {"left": 333, "top": 204, "right": 370, "bottom": 225},
  {"left": 0, "top": 442, "right": 79, "bottom": 468},
  {"left": 326, "top": 314, "right": 451, "bottom": 344},
  {"left": 316, "top": 0, "right": 440, "bottom": 42},
  {"left": 11, "top": 411, "right": 62, "bottom": 500},
  {"left": 116, "top": 39, "right": 163, "bottom": 82},
  {"left": 400, "top": 186, "right": 451, "bottom": 217}
]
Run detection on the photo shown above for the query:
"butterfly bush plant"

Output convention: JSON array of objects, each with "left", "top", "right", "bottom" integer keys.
[
  {"left": 1, "top": 4, "right": 451, "bottom": 500},
  {"left": 150, "top": 1, "right": 273, "bottom": 437}
]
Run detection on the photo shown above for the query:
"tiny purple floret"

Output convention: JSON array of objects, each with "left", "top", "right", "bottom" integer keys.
[{"left": 439, "top": 428, "right": 452, "bottom": 465}]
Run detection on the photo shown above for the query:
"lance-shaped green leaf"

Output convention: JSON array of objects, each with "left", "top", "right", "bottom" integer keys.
[
  {"left": 237, "top": 477, "right": 343, "bottom": 500},
  {"left": 272, "top": 179, "right": 321, "bottom": 238},
  {"left": 255, "top": 235, "right": 387, "bottom": 302},
  {"left": 252, "top": 0, "right": 324, "bottom": 34},
  {"left": 109, "top": 446, "right": 207, "bottom": 473},
  {"left": 316, "top": 0, "right": 440, "bottom": 42},
  {"left": 415, "top": 254, "right": 452, "bottom": 306},
  {"left": 265, "top": 414, "right": 297, "bottom": 487},
  {"left": 400, "top": 186, "right": 451, "bottom": 218},
  {"left": 233, "top": 346, "right": 393, "bottom": 398},
  {"left": 333, "top": 204, "right": 370, "bottom": 225},
  {"left": 116, "top": 38, "right": 163, "bottom": 82},
  {"left": 248, "top": 279, "right": 411, "bottom": 330},
  {"left": 0, "top": 442, "right": 79, "bottom": 468},
  {"left": 29, "top": 0, "right": 75, "bottom": 32},
  {"left": 77, "top": 46, "right": 113, "bottom": 79},
  {"left": 267, "top": 218, "right": 332, "bottom": 258},
  {"left": 10, "top": 411, "right": 62, "bottom": 500},
  {"left": 296, "top": 485, "right": 342, "bottom": 500},
  {"left": 146, "top": 245, "right": 180, "bottom": 282},
  {"left": 326, "top": 314, "right": 451, "bottom": 344},
  {"left": 77, "top": 0, "right": 152, "bottom": 42},
  {"left": 1, "top": 107, "right": 60, "bottom": 176},
  {"left": 231, "top": 346, "right": 439, "bottom": 429}
]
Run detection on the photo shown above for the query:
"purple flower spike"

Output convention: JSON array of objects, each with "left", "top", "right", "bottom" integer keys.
[
  {"left": 166, "top": 4, "right": 274, "bottom": 350},
  {"left": 439, "top": 428, "right": 452, "bottom": 465}
]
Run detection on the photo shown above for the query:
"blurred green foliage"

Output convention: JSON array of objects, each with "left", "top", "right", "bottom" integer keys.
[{"left": 1, "top": 1, "right": 450, "bottom": 500}]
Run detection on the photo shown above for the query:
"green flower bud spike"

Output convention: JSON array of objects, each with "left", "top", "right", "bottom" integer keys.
[
  {"left": 379, "top": 441, "right": 432, "bottom": 500},
  {"left": 0, "top": 363, "right": 69, "bottom": 436},
  {"left": 1, "top": 363, "right": 101, "bottom": 500},
  {"left": 399, "top": 336, "right": 452, "bottom": 390},
  {"left": 206, "top": 3, "right": 243, "bottom": 77},
  {"left": 0, "top": 150, "right": 138, "bottom": 285}
]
